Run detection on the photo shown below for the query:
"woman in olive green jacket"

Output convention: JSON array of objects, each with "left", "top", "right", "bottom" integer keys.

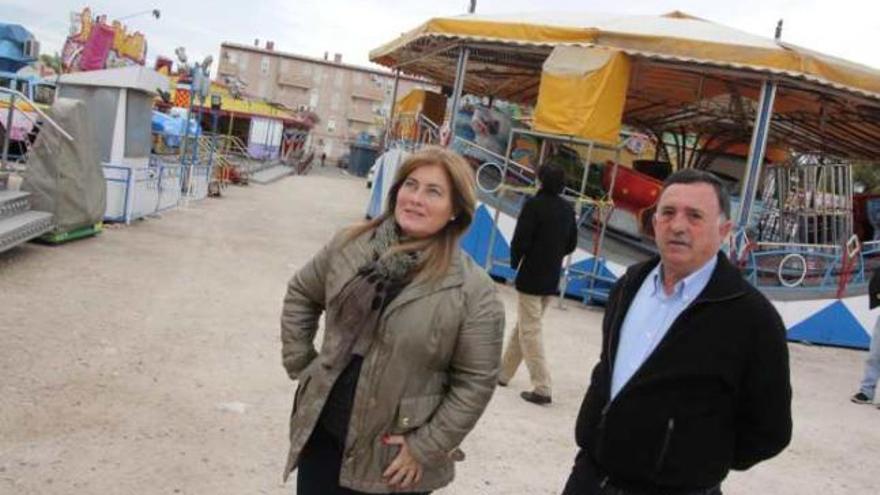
[{"left": 281, "top": 146, "right": 505, "bottom": 494}]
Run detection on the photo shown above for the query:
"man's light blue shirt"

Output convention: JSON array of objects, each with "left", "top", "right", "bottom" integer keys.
[{"left": 610, "top": 255, "right": 718, "bottom": 400}]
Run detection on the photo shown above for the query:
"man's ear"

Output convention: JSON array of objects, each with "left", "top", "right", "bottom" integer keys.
[{"left": 719, "top": 218, "right": 733, "bottom": 239}]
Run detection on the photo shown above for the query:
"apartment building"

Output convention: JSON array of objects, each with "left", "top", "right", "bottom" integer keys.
[{"left": 217, "top": 41, "right": 437, "bottom": 162}]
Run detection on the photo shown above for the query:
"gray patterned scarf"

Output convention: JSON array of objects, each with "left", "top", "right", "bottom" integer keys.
[{"left": 322, "top": 216, "right": 422, "bottom": 369}]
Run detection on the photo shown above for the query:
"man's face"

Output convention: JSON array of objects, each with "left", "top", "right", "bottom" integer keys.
[{"left": 652, "top": 182, "right": 732, "bottom": 278}]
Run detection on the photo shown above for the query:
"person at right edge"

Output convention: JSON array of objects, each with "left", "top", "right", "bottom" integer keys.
[
  {"left": 498, "top": 164, "right": 577, "bottom": 405},
  {"left": 562, "top": 169, "right": 793, "bottom": 495},
  {"left": 850, "top": 266, "right": 880, "bottom": 407}
]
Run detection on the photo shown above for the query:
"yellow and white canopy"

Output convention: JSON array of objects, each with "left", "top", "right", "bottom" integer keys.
[
  {"left": 371, "top": 11, "right": 880, "bottom": 159},
  {"left": 371, "top": 10, "right": 880, "bottom": 100}
]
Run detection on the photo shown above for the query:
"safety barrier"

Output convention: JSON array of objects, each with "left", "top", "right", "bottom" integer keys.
[{"left": 103, "top": 163, "right": 204, "bottom": 224}]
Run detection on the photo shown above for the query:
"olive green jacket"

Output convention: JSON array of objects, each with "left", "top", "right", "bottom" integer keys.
[{"left": 281, "top": 229, "right": 505, "bottom": 493}]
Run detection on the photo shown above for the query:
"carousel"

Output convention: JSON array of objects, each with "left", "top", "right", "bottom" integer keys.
[{"left": 367, "top": 11, "right": 880, "bottom": 348}]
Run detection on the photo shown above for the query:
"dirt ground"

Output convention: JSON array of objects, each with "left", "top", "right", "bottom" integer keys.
[{"left": 1, "top": 166, "right": 878, "bottom": 495}]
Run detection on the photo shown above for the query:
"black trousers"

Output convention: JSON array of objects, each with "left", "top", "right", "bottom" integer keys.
[
  {"left": 297, "top": 423, "right": 429, "bottom": 495},
  {"left": 561, "top": 450, "right": 722, "bottom": 495}
]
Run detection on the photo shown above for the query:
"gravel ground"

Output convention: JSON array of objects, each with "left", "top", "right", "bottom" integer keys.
[{"left": 1, "top": 166, "right": 877, "bottom": 494}]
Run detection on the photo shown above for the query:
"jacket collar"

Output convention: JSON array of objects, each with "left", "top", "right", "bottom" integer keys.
[{"left": 624, "top": 251, "right": 748, "bottom": 304}]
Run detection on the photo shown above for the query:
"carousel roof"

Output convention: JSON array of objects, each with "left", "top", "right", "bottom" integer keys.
[{"left": 371, "top": 11, "right": 880, "bottom": 160}]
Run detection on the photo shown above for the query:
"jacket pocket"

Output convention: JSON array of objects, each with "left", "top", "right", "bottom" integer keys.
[
  {"left": 292, "top": 373, "right": 313, "bottom": 417},
  {"left": 392, "top": 394, "right": 444, "bottom": 434},
  {"left": 652, "top": 418, "right": 675, "bottom": 478}
]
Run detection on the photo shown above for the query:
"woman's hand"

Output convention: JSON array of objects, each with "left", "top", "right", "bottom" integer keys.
[{"left": 382, "top": 435, "right": 423, "bottom": 489}]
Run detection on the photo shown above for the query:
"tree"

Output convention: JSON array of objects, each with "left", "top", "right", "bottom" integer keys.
[{"left": 38, "top": 52, "right": 62, "bottom": 74}]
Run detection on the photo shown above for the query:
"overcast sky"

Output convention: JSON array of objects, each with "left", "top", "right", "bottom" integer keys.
[{"left": 9, "top": 0, "right": 880, "bottom": 73}]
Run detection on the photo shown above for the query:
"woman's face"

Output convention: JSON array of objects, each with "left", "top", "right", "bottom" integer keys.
[{"left": 394, "top": 163, "right": 455, "bottom": 239}]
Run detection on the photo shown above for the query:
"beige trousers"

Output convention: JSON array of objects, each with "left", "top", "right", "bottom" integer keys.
[{"left": 499, "top": 292, "right": 552, "bottom": 396}]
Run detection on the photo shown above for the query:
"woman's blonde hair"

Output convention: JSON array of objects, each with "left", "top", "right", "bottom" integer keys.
[{"left": 346, "top": 146, "right": 477, "bottom": 281}]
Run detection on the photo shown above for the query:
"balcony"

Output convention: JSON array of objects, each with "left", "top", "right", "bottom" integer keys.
[
  {"left": 350, "top": 86, "right": 384, "bottom": 102},
  {"left": 277, "top": 73, "right": 312, "bottom": 90},
  {"left": 217, "top": 62, "right": 239, "bottom": 77},
  {"left": 346, "top": 111, "right": 380, "bottom": 125}
]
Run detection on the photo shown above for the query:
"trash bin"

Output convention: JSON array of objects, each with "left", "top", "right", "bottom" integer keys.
[{"left": 349, "top": 144, "right": 379, "bottom": 177}]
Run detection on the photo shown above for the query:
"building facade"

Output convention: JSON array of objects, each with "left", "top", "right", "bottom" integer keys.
[{"left": 217, "top": 42, "right": 437, "bottom": 162}]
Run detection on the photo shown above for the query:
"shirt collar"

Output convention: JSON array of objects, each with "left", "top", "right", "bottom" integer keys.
[{"left": 650, "top": 255, "right": 718, "bottom": 301}]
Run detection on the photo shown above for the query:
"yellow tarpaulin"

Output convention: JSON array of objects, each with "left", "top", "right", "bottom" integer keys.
[
  {"left": 534, "top": 47, "right": 631, "bottom": 144},
  {"left": 395, "top": 89, "right": 447, "bottom": 123}
]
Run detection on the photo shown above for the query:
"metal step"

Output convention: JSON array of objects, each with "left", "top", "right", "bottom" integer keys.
[
  {"left": 250, "top": 165, "right": 293, "bottom": 184},
  {"left": 0, "top": 210, "right": 55, "bottom": 254},
  {"left": 0, "top": 190, "right": 32, "bottom": 221}
]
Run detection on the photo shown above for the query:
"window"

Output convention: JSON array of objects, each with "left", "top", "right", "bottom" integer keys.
[
  {"left": 260, "top": 56, "right": 270, "bottom": 75},
  {"left": 327, "top": 119, "right": 336, "bottom": 133},
  {"left": 125, "top": 91, "right": 153, "bottom": 158},
  {"left": 313, "top": 67, "right": 323, "bottom": 84},
  {"left": 228, "top": 51, "right": 238, "bottom": 64},
  {"left": 309, "top": 89, "right": 320, "bottom": 108}
]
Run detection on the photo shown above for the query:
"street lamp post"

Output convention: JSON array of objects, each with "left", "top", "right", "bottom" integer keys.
[
  {"left": 118, "top": 9, "right": 161, "bottom": 21},
  {"left": 208, "top": 94, "right": 222, "bottom": 171}
]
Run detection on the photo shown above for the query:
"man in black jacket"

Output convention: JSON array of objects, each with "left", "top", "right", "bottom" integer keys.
[
  {"left": 562, "top": 169, "right": 792, "bottom": 494},
  {"left": 498, "top": 164, "right": 577, "bottom": 405}
]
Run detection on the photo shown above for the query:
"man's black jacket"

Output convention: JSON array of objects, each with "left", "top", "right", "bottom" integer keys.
[
  {"left": 510, "top": 190, "right": 577, "bottom": 295},
  {"left": 574, "top": 253, "right": 792, "bottom": 492}
]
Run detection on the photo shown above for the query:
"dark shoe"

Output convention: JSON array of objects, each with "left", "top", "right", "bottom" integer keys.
[
  {"left": 851, "top": 392, "right": 873, "bottom": 404},
  {"left": 521, "top": 390, "right": 552, "bottom": 405},
  {"left": 497, "top": 380, "right": 508, "bottom": 387}
]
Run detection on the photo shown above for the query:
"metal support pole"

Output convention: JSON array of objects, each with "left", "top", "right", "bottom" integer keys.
[
  {"left": 192, "top": 104, "right": 203, "bottom": 166},
  {"left": 208, "top": 107, "right": 219, "bottom": 170},
  {"left": 736, "top": 80, "right": 777, "bottom": 232},
  {"left": 447, "top": 46, "right": 470, "bottom": 146},
  {"left": 2, "top": 93, "right": 15, "bottom": 169},
  {"left": 587, "top": 148, "right": 622, "bottom": 304},
  {"left": 263, "top": 115, "right": 273, "bottom": 162},
  {"left": 484, "top": 127, "right": 517, "bottom": 273},
  {"left": 382, "top": 69, "right": 401, "bottom": 151},
  {"left": 180, "top": 84, "right": 194, "bottom": 166},
  {"left": 226, "top": 111, "right": 235, "bottom": 154},
  {"left": 558, "top": 142, "right": 594, "bottom": 309}
]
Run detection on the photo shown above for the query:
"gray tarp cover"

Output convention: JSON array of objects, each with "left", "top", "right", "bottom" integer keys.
[{"left": 23, "top": 97, "right": 106, "bottom": 232}]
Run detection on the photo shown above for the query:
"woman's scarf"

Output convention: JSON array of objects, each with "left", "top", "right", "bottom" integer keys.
[{"left": 322, "top": 217, "right": 421, "bottom": 369}]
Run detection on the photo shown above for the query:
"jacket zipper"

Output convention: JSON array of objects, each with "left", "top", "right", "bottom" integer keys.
[{"left": 652, "top": 418, "right": 675, "bottom": 477}]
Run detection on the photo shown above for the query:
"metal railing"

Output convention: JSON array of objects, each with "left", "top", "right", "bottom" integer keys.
[
  {"left": 738, "top": 236, "right": 879, "bottom": 295},
  {"left": 385, "top": 112, "right": 442, "bottom": 151},
  {"left": 1, "top": 87, "right": 74, "bottom": 172}
]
